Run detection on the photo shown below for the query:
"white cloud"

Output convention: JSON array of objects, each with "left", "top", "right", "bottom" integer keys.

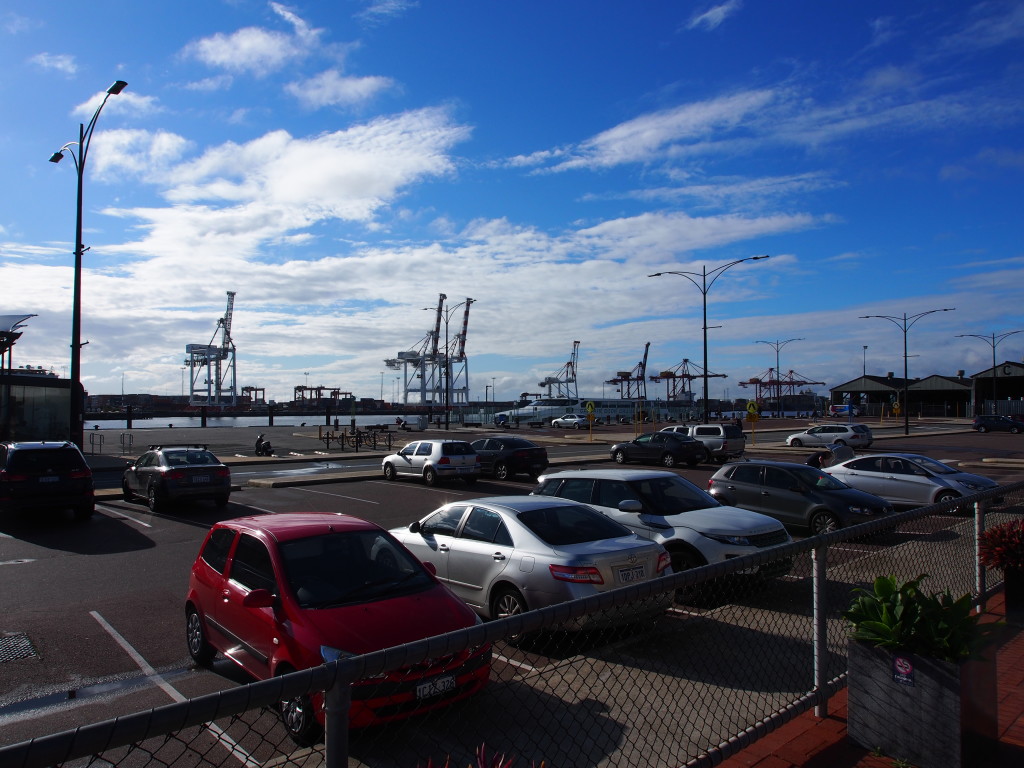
[
  {"left": 286, "top": 69, "right": 395, "bottom": 109},
  {"left": 686, "top": 1, "right": 743, "bottom": 32},
  {"left": 29, "top": 52, "right": 77, "bottom": 74},
  {"left": 184, "top": 75, "right": 234, "bottom": 92},
  {"left": 71, "top": 89, "right": 160, "bottom": 121}
]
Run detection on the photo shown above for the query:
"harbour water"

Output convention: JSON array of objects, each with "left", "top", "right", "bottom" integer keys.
[{"left": 84, "top": 414, "right": 422, "bottom": 431}]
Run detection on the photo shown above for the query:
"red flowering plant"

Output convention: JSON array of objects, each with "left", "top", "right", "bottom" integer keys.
[{"left": 978, "top": 519, "right": 1024, "bottom": 571}]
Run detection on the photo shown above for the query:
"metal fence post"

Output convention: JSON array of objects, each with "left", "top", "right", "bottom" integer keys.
[
  {"left": 323, "top": 679, "right": 351, "bottom": 768},
  {"left": 812, "top": 541, "right": 828, "bottom": 718},
  {"left": 975, "top": 498, "right": 989, "bottom": 613}
]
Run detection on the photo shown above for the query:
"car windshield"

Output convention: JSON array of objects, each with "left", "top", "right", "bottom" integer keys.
[
  {"left": 788, "top": 466, "right": 848, "bottom": 490},
  {"left": 279, "top": 530, "right": 432, "bottom": 609},
  {"left": 628, "top": 475, "right": 722, "bottom": 514},
  {"left": 906, "top": 455, "right": 956, "bottom": 475},
  {"left": 517, "top": 504, "right": 632, "bottom": 545}
]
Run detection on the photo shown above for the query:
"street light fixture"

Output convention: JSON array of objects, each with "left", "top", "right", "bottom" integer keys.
[
  {"left": 49, "top": 80, "right": 128, "bottom": 448},
  {"left": 755, "top": 338, "right": 804, "bottom": 416},
  {"left": 956, "top": 330, "right": 1024, "bottom": 415},
  {"left": 861, "top": 308, "right": 955, "bottom": 435},
  {"left": 650, "top": 255, "right": 771, "bottom": 423}
]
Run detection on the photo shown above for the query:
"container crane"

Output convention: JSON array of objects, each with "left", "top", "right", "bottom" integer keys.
[
  {"left": 538, "top": 341, "right": 580, "bottom": 401},
  {"left": 649, "top": 358, "right": 725, "bottom": 405},
  {"left": 185, "top": 291, "right": 237, "bottom": 407},
  {"left": 606, "top": 342, "right": 650, "bottom": 400}
]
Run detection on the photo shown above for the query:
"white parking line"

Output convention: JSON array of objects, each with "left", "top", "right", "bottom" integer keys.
[
  {"left": 91, "top": 611, "right": 260, "bottom": 768},
  {"left": 0, "top": 558, "right": 36, "bottom": 566},
  {"left": 492, "top": 653, "right": 539, "bottom": 672},
  {"left": 96, "top": 504, "right": 153, "bottom": 528},
  {"left": 293, "top": 488, "right": 380, "bottom": 503}
]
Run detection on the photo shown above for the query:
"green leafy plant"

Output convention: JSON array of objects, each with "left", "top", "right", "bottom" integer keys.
[
  {"left": 420, "top": 744, "right": 545, "bottom": 768},
  {"left": 978, "top": 519, "right": 1024, "bottom": 571},
  {"left": 842, "top": 574, "right": 994, "bottom": 662}
]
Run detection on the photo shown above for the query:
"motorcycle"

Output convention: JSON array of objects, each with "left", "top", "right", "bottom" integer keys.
[{"left": 255, "top": 435, "right": 274, "bottom": 456}]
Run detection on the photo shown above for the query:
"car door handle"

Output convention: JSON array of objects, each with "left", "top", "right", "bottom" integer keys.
[
  {"left": 492, "top": 552, "right": 506, "bottom": 561},
  {"left": 221, "top": 589, "right": 230, "bottom": 601},
  {"left": 761, "top": 491, "right": 770, "bottom": 495},
  {"left": 438, "top": 544, "right": 450, "bottom": 552}
]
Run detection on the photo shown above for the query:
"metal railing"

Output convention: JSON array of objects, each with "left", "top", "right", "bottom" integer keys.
[{"left": 3, "top": 482, "right": 1021, "bottom": 768}]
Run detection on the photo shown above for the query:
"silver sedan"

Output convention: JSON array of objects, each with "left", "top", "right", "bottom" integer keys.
[
  {"left": 389, "top": 496, "right": 673, "bottom": 631},
  {"left": 824, "top": 452, "right": 999, "bottom": 506}
]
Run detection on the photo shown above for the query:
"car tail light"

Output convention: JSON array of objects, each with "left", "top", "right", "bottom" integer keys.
[
  {"left": 438, "top": 457, "right": 451, "bottom": 465},
  {"left": 549, "top": 564, "right": 604, "bottom": 584},
  {"left": 657, "top": 551, "right": 671, "bottom": 574},
  {"left": 69, "top": 468, "right": 92, "bottom": 479},
  {"left": 166, "top": 469, "right": 187, "bottom": 481},
  {"left": 214, "top": 467, "right": 230, "bottom": 479},
  {"left": 0, "top": 470, "right": 29, "bottom": 482}
]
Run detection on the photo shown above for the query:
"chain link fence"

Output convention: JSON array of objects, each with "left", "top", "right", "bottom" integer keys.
[{"left": 4, "top": 481, "right": 1021, "bottom": 768}]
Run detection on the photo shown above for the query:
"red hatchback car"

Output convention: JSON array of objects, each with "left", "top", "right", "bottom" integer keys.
[{"left": 185, "top": 513, "right": 490, "bottom": 744}]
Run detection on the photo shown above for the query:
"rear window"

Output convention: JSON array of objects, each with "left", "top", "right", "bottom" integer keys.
[
  {"left": 517, "top": 504, "right": 631, "bottom": 545},
  {"left": 850, "top": 425, "right": 871, "bottom": 434},
  {"left": 441, "top": 442, "right": 474, "bottom": 456},
  {"left": 7, "top": 446, "right": 87, "bottom": 473}
]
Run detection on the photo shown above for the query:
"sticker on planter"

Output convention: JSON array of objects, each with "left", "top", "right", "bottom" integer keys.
[{"left": 892, "top": 654, "right": 915, "bottom": 686}]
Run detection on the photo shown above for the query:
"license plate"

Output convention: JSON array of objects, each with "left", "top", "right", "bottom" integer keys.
[
  {"left": 456, "top": 466, "right": 473, "bottom": 473},
  {"left": 617, "top": 565, "right": 647, "bottom": 583},
  {"left": 39, "top": 476, "right": 59, "bottom": 483},
  {"left": 191, "top": 475, "right": 210, "bottom": 484},
  {"left": 416, "top": 674, "right": 455, "bottom": 700}
]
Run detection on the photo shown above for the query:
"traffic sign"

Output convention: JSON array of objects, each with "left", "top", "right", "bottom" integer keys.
[
  {"left": 585, "top": 401, "right": 596, "bottom": 413},
  {"left": 746, "top": 401, "right": 758, "bottom": 415}
]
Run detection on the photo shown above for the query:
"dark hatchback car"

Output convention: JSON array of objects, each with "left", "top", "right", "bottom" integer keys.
[
  {"left": 0, "top": 441, "right": 94, "bottom": 521},
  {"left": 470, "top": 436, "right": 549, "bottom": 480},
  {"left": 707, "top": 459, "right": 893, "bottom": 534},
  {"left": 123, "top": 444, "right": 231, "bottom": 512},
  {"left": 972, "top": 415, "right": 1022, "bottom": 434},
  {"left": 610, "top": 432, "right": 707, "bottom": 468}
]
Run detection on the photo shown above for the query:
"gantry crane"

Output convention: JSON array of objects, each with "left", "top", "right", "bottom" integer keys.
[
  {"left": 738, "top": 368, "right": 826, "bottom": 409},
  {"left": 185, "top": 291, "right": 237, "bottom": 407},
  {"left": 538, "top": 341, "right": 580, "bottom": 401},
  {"left": 607, "top": 342, "right": 650, "bottom": 400},
  {"left": 649, "top": 358, "right": 726, "bottom": 405}
]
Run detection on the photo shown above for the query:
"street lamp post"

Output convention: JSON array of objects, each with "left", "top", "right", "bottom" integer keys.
[
  {"left": 650, "top": 255, "right": 771, "bottom": 423},
  {"left": 863, "top": 346, "right": 868, "bottom": 378},
  {"left": 50, "top": 80, "right": 128, "bottom": 448},
  {"left": 861, "top": 308, "right": 955, "bottom": 435},
  {"left": 756, "top": 338, "right": 804, "bottom": 416},
  {"left": 956, "top": 330, "right": 1024, "bottom": 415}
]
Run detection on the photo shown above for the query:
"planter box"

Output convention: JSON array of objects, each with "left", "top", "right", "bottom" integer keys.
[{"left": 847, "top": 640, "right": 998, "bottom": 768}]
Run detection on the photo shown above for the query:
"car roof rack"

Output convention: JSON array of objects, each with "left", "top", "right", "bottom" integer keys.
[{"left": 148, "top": 444, "right": 209, "bottom": 450}]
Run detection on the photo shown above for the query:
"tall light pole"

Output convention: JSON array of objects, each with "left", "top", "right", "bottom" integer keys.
[
  {"left": 861, "top": 308, "right": 955, "bottom": 435},
  {"left": 756, "top": 338, "right": 804, "bottom": 416},
  {"left": 650, "top": 255, "right": 771, "bottom": 423},
  {"left": 956, "top": 330, "right": 1024, "bottom": 415},
  {"left": 50, "top": 80, "right": 128, "bottom": 447},
  {"left": 863, "top": 346, "right": 868, "bottom": 377}
]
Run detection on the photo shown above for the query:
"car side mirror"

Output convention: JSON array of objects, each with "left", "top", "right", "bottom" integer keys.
[
  {"left": 242, "top": 589, "right": 275, "bottom": 608},
  {"left": 618, "top": 499, "right": 643, "bottom": 513},
  {"left": 409, "top": 521, "right": 421, "bottom": 534}
]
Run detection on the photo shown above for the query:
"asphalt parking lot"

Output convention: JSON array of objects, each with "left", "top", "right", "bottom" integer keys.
[{"left": 2, "top": 417, "right": 1022, "bottom": 756}]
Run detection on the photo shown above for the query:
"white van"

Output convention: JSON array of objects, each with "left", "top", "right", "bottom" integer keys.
[{"left": 828, "top": 405, "right": 860, "bottom": 418}]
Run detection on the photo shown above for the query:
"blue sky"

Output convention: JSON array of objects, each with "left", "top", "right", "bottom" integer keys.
[{"left": 1, "top": 1, "right": 1022, "bottom": 405}]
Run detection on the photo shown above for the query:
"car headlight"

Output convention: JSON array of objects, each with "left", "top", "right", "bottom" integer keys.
[
  {"left": 846, "top": 506, "right": 876, "bottom": 516},
  {"left": 703, "top": 532, "right": 754, "bottom": 546},
  {"left": 958, "top": 480, "right": 992, "bottom": 492}
]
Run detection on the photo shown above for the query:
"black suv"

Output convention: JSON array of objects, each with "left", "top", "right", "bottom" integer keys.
[
  {"left": 0, "top": 441, "right": 95, "bottom": 521},
  {"left": 972, "top": 415, "right": 1022, "bottom": 434}
]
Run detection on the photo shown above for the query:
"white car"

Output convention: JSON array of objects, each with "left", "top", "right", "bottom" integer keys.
[
  {"left": 381, "top": 439, "right": 480, "bottom": 486},
  {"left": 825, "top": 453, "right": 999, "bottom": 507},
  {"left": 786, "top": 423, "right": 873, "bottom": 448},
  {"left": 533, "top": 469, "right": 793, "bottom": 576},
  {"left": 551, "top": 414, "right": 590, "bottom": 429}
]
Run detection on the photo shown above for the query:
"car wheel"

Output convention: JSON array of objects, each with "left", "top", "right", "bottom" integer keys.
[
  {"left": 935, "top": 491, "right": 959, "bottom": 505},
  {"left": 977, "top": 425, "right": 989, "bottom": 433},
  {"left": 661, "top": 452, "right": 677, "bottom": 468},
  {"left": 277, "top": 669, "right": 323, "bottom": 747},
  {"left": 492, "top": 587, "right": 532, "bottom": 645},
  {"left": 186, "top": 606, "right": 215, "bottom": 666},
  {"left": 613, "top": 449, "right": 627, "bottom": 464},
  {"left": 572, "top": 423, "right": 581, "bottom": 430},
  {"left": 1011, "top": 426, "right": 1021, "bottom": 434},
  {"left": 809, "top": 510, "right": 840, "bottom": 535},
  {"left": 147, "top": 483, "right": 166, "bottom": 513},
  {"left": 383, "top": 463, "right": 396, "bottom": 481},
  {"left": 833, "top": 439, "right": 847, "bottom": 447},
  {"left": 494, "top": 462, "right": 510, "bottom": 480},
  {"left": 121, "top": 480, "right": 134, "bottom": 502},
  {"left": 423, "top": 467, "right": 438, "bottom": 487},
  {"left": 669, "top": 548, "right": 705, "bottom": 573},
  {"left": 790, "top": 439, "right": 803, "bottom": 447}
]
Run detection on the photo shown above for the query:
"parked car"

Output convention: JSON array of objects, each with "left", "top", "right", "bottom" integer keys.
[
  {"left": 381, "top": 439, "right": 479, "bottom": 486},
  {"left": 533, "top": 469, "right": 793, "bottom": 576},
  {"left": 828, "top": 405, "right": 860, "bottom": 418},
  {"left": 660, "top": 424, "right": 746, "bottom": 462},
  {"left": 825, "top": 453, "right": 999, "bottom": 507},
  {"left": 786, "top": 423, "right": 873, "bottom": 448},
  {"left": 610, "top": 432, "right": 708, "bottom": 467},
  {"left": 0, "top": 440, "right": 94, "bottom": 522},
  {"left": 185, "top": 513, "right": 490, "bottom": 744},
  {"left": 551, "top": 414, "right": 590, "bottom": 429},
  {"left": 122, "top": 444, "right": 231, "bottom": 513},
  {"left": 707, "top": 459, "right": 894, "bottom": 534},
  {"left": 389, "top": 496, "right": 672, "bottom": 634},
  {"left": 470, "top": 436, "right": 549, "bottom": 479},
  {"left": 972, "top": 414, "right": 1022, "bottom": 434}
]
